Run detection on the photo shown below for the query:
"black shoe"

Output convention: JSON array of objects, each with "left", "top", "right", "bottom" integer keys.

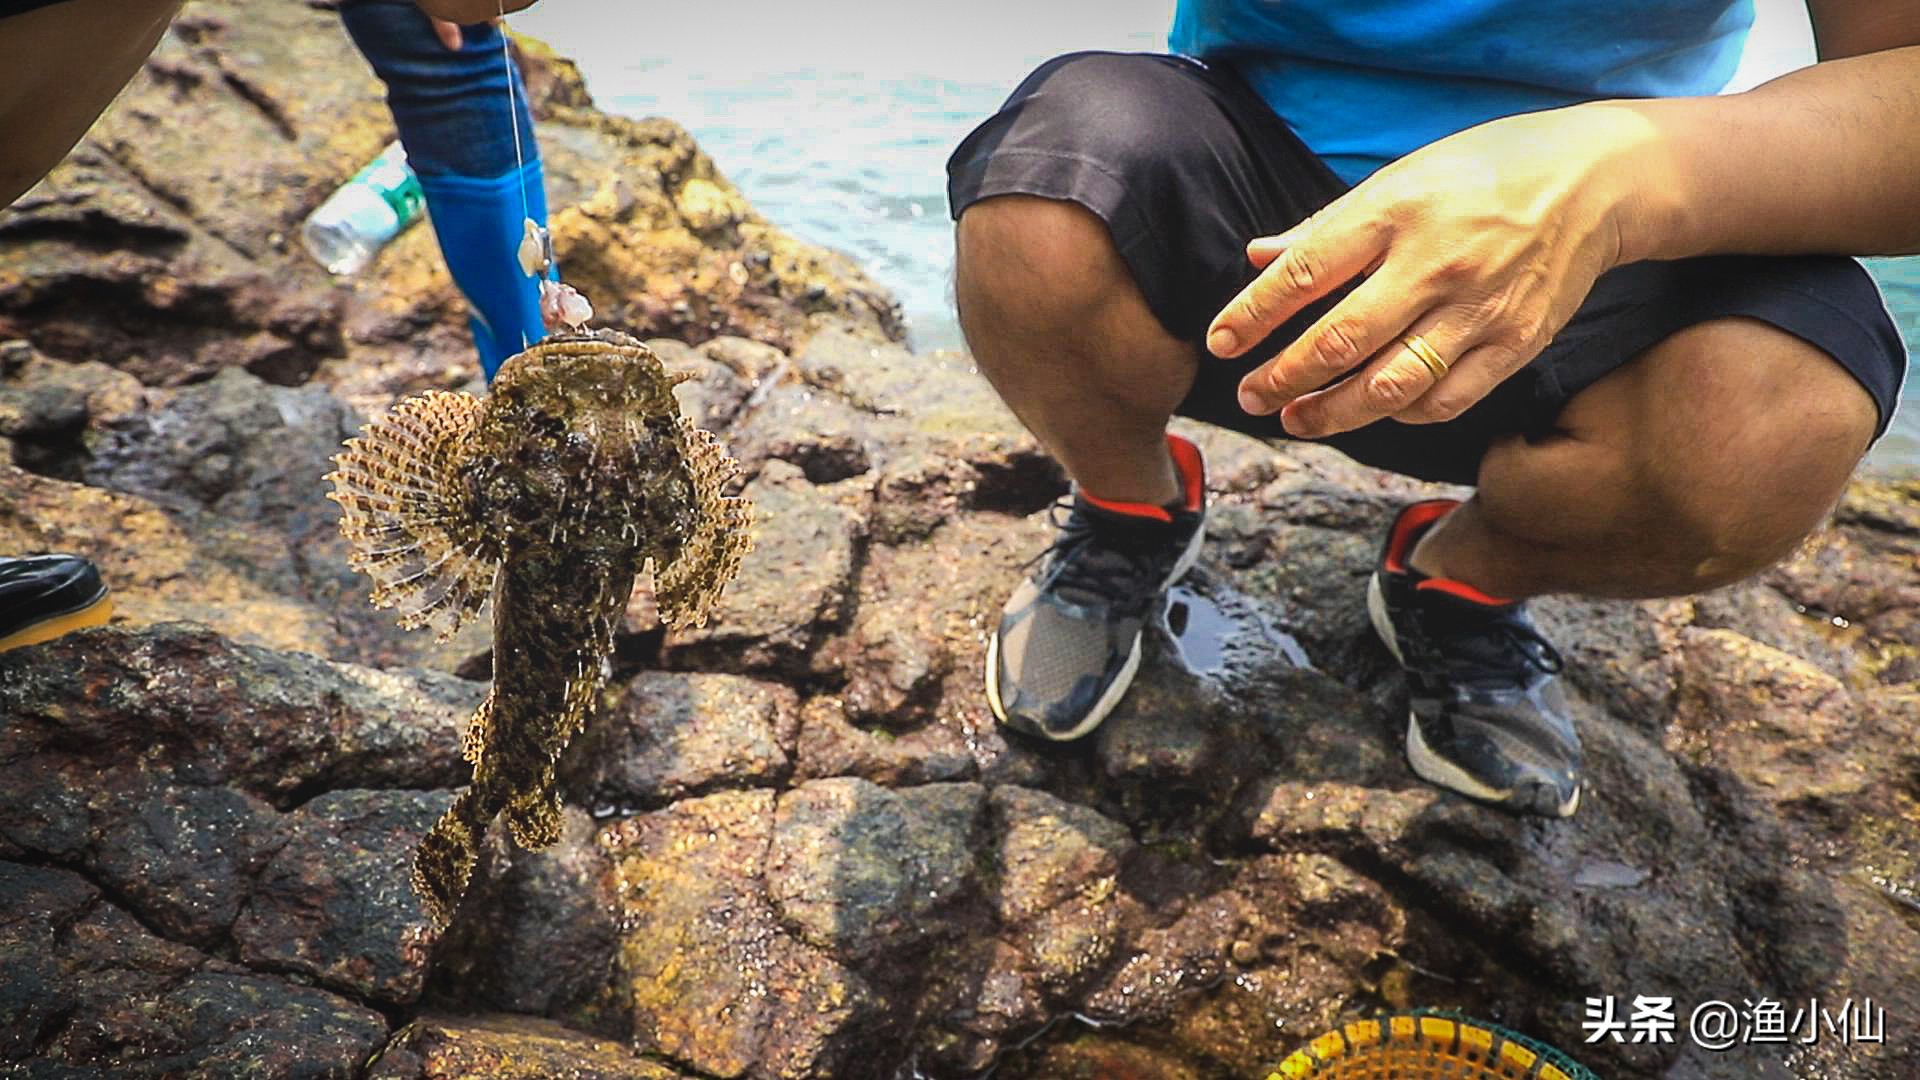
[
  {"left": 987, "top": 434, "right": 1207, "bottom": 741},
  {"left": 0, "top": 554, "right": 112, "bottom": 653},
  {"left": 1367, "top": 501, "right": 1582, "bottom": 817}
]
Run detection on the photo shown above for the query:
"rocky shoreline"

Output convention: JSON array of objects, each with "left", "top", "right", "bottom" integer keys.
[{"left": 2, "top": 3, "right": 1917, "bottom": 1078}]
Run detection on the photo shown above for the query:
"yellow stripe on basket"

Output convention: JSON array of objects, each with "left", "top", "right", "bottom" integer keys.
[
  {"left": 1458, "top": 1021, "right": 1495, "bottom": 1056},
  {"left": 1309, "top": 1029, "right": 1347, "bottom": 1061},
  {"left": 1267, "top": 1013, "right": 1593, "bottom": 1080},
  {"left": 1266, "top": 1053, "right": 1314, "bottom": 1080},
  {"left": 1501, "top": 1040, "right": 1540, "bottom": 1070}
]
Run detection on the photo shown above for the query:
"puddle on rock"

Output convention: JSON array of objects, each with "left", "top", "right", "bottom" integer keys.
[{"left": 1160, "top": 578, "right": 1310, "bottom": 681}]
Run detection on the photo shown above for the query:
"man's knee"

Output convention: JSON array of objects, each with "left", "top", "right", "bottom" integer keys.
[
  {"left": 955, "top": 196, "right": 1128, "bottom": 324},
  {"left": 1625, "top": 319, "right": 1876, "bottom": 580}
]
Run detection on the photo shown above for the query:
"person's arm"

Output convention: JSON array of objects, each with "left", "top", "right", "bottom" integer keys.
[
  {"left": 1209, "top": 2, "right": 1920, "bottom": 438},
  {"left": 0, "top": 0, "right": 182, "bottom": 206},
  {"left": 1615, "top": 2, "right": 1920, "bottom": 262}
]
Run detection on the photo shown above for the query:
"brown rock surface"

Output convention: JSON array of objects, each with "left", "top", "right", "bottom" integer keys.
[{"left": 0, "top": 5, "right": 1915, "bottom": 1079}]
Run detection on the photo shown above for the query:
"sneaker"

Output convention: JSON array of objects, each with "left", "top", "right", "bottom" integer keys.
[
  {"left": 1366, "top": 501, "right": 1582, "bottom": 817},
  {"left": 987, "top": 433, "right": 1207, "bottom": 741},
  {"left": 0, "top": 554, "right": 112, "bottom": 654}
]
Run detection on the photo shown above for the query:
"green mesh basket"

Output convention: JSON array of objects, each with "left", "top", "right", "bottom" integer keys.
[{"left": 1266, "top": 1009, "right": 1603, "bottom": 1080}]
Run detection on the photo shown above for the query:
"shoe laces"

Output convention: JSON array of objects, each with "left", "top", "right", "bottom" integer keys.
[
  {"left": 1418, "top": 604, "right": 1565, "bottom": 686},
  {"left": 1022, "top": 496, "right": 1173, "bottom": 610}
]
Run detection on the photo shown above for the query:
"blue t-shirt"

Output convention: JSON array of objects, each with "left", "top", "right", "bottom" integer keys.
[{"left": 1169, "top": 0, "right": 1756, "bottom": 184}]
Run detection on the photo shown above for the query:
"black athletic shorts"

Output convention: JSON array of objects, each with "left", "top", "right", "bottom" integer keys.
[{"left": 946, "top": 52, "right": 1909, "bottom": 485}]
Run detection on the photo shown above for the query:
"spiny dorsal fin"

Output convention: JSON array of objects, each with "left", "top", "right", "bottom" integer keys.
[
  {"left": 654, "top": 416, "right": 753, "bottom": 629},
  {"left": 326, "top": 390, "right": 499, "bottom": 642}
]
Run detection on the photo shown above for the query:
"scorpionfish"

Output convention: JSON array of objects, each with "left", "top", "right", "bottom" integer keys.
[{"left": 325, "top": 329, "right": 752, "bottom": 929}]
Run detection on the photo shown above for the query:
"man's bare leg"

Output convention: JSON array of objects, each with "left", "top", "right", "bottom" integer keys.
[
  {"left": 956, "top": 195, "right": 1877, "bottom": 603},
  {"left": 0, "top": 0, "right": 184, "bottom": 205},
  {"left": 1411, "top": 317, "right": 1879, "bottom": 600},
  {"left": 955, "top": 194, "right": 1196, "bottom": 506}
]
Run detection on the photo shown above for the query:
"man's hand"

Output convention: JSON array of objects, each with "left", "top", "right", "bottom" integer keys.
[
  {"left": 417, "top": 0, "right": 529, "bottom": 50},
  {"left": 1208, "top": 104, "right": 1661, "bottom": 438},
  {"left": 414, "top": 0, "right": 536, "bottom": 25}
]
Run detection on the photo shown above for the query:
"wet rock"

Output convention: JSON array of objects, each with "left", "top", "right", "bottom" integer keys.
[
  {"left": 602, "top": 789, "right": 878, "bottom": 1079},
  {"left": 649, "top": 337, "right": 753, "bottom": 433},
  {"left": 0, "top": 623, "right": 479, "bottom": 807},
  {"left": 233, "top": 789, "right": 450, "bottom": 1005},
  {"left": 0, "top": 862, "right": 390, "bottom": 1079},
  {"left": 990, "top": 786, "right": 1133, "bottom": 1003},
  {"left": 1690, "top": 582, "right": 1863, "bottom": 684},
  {"left": 432, "top": 808, "right": 621, "bottom": 1026},
  {"left": 83, "top": 779, "right": 287, "bottom": 949},
  {"left": 367, "top": 1013, "right": 692, "bottom": 1080},
  {"left": 767, "top": 778, "right": 986, "bottom": 962},
  {"left": 0, "top": 464, "right": 342, "bottom": 656},
  {"left": 0, "top": 348, "right": 145, "bottom": 479},
  {"left": 820, "top": 512, "right": 1040, "bottom": 727},
  {"left": 564, "top": 671, "right": 795, "bottom": 810},
  {"left": 1766, "top": 479, "right": 1920, "bottom": 648},
  {"left": 789, "top": 696, "right": 977, "bottom": 787},
  {"left": 993, "top": 786, "right": 1133, "bottom": 927},
  {"left": 1531, "top": 592, "right": 1678, "bottom": 729},
  {"left": 1004, "top": 1037, "right": 1207, "bottom": 1080},
  {"left": 1671, "top": 627, "right": 1864, "bottom": 802},
  {"left": 792, "top": 326, "right": 1018, "bottom": 444}
]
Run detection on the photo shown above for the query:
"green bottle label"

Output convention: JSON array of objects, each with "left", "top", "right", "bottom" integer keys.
[{"left": 354, "top": 146, "right": 426, "bottom": 225}]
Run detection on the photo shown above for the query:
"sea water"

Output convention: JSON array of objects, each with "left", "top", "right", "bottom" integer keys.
[{"left": 515, "top": 0, "right": 1920, "bottom": 473}]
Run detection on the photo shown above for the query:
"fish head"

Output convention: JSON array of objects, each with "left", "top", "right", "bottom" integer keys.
[{"left": 461, "top": 330, "right": 700, "bottom": 548}]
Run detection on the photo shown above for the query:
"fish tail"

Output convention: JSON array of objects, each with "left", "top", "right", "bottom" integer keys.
[
  {"left": 503, "top": 768, "right": 564, "bottom": 849},
  {"left": 411, "top": 786, "right": 498, "bottom": 930}
]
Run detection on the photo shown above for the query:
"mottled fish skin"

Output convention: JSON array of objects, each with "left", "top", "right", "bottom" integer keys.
[{"left": 326, "top": 329, "right": 752, "bottom": 930}]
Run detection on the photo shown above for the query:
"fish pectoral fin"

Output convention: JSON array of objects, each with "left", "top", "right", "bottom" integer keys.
[
  {"left": 654, "top": 417, "right": 754, "bottom": 630},
  {"left": 326, "top": 390, "right": 500, "bottom": 641}
]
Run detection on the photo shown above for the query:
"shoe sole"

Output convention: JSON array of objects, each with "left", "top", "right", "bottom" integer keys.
[
  {"left": 1367, "top": 572, "right": 1580, "bottom": 818},
  {"left": 987, "top": 516, "right": 1207, "bottom": 743},
  {"left": 0, "top": 592, "right": 113, "bottom": 654}
]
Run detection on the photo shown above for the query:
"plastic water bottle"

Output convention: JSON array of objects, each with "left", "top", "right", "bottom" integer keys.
[{"left": 300, "top": 141, "right": 426, "bottom": 275}]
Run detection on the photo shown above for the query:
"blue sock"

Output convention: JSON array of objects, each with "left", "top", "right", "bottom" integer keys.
[{"left": 415, "top": 158, "right": 554, "bottom": 382}]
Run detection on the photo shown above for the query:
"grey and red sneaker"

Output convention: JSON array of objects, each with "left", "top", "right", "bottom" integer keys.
[
  {"left": 1367, "top": 500, "right": 1582, "bottom": 817},
  {"left": 987, "top": 433, "right": 1207, "bottom": 742}
]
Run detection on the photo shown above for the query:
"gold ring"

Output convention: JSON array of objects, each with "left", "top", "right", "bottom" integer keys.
[{"left": 1400, "top": 334, "right": 1449, "bottom": 380}]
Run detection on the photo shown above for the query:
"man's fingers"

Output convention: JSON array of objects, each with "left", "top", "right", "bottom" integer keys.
[
  {"left": 1395, "top": 341, "right": 1522, "bottom": 426},
  {"left": 1234, "top": 270, "right": 1428, "bottom": 415},
  {"left": 1209, "top": 216, "right": 1382, "bottom": 359},
  {"left": 1245, "top": 232, "right": 1295, "bottom": 269},
  {"left": 1273, "top": 313, "right": 1479, "bottom": 437},
  {"left": 432, "top": 17, "right": 463, "bottom": 50}
]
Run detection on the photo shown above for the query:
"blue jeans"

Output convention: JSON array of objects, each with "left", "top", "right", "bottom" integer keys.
[
  {"left": 341, "top": 0, "right": 550, "bottom": 378},
  {"left": 339, "top": 0, "right": 537, "bottom": 179}
]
